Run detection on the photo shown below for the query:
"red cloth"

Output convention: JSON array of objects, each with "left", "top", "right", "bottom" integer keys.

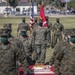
[
  {"left": 19, "top": 65, "right": 54, "bottom": 75},
  {"left": 40, "top": 4, "right": 48, "bottom": 28},
  {"left": 29, "top": 65, "right": 54, "bottom": 75},
  {"left": 18, "top": 67, "right": 24, "bottom": 75},
  {"left": 29, "top": 74, "right": 54, "bottom": 75}
]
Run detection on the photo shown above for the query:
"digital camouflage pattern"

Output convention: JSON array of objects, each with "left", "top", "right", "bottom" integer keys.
[
  {"left": 18, "top": 34, "right": 33, "bottom": 65},
  {"left": 32, "top": 22, "right": 38, "bottom": 29},
  {"left": 3, "top": 23, "right": 12, "bottom": 30},
  {"left": 52, "top": 18, "right": 64, "bottom": 48},
  {"left": 0, "top": 43, "right": 29, "bottom": 75},
  {"left": 10, "top": 37, "right": 23, "bottom": 49},
  {"left": 55, "top": 44, "right": 75, "bottom": 75},
  {"left": 17, "top": 22, "right": 29, "bottom": 37},
  {"left": 32, "top": 26, "right": 47, "bottom": 63},
  {"left": 56, "top": 29, "right": 75, "bottom": 75},
  {"left": 47, "top": 21, "right": 52, "bottom": 47},
  {"left": 17, "top": 23, "right": 29, "bottom": 32},
  {"left": 32, "top": 26, "right": 47, "bottom": 45},
  {"left": 32, "top": 18, "right": 38, "bottom": 29},
  {"left": 3, "top": 25, "right": 22, "bottom": 49},
  {"left": 53, "top": 22, "right": 64, "bottom": 34},
  {"left": 2, "top": 24, "right": 13, "bottom": 42},
  {"left": 65, "top": 45, "right": 75, "bottom": 75},
  {"left": 49, "top": 39, "right": 69, "bottom": 75},
  {"left": 17, "top": 18, "right": 30, "bottom": 37},
  {"left": 50, "top": 29, "right": 75, "bottom": 75}
]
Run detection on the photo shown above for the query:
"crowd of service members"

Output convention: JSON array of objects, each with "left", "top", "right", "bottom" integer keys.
[{"left": 0, "top": 17, "right": 75, "bottom": 75}]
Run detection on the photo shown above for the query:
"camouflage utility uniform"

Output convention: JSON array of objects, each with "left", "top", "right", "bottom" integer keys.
[
  {"left": 47, "top": 21, "right": 52, "bottom": 47},
  {"left": 0, "top": 29, "right": 29, "bottom": 75},
  {"left": 56, "top": 31, "right": 75, "bottom": 75},
  {"left": 46, "top": 16, "right": 52, "bottom": 47},
  {"left": 32, "top": 25, "right": 47, "bottom": 64},
  {"left": 49, "top": 29, "right": 70, "bottom": 75},
  {"left": 50, "top": 29, "right": 75, "bottom": 75},
  {"left": 55, "top": 44, "right": 75, "bottom": 75},
  {"left": 32, "top": 18, "right": 38, "bottom": 29},
  {"left": 52, "top": 18, "right": 64, "bottom": 48},
  {"left": 17, "top": 18, "right": 29, "bottom": 36},
  {"left": 49, "top": 39, "right": 69, "bottom": 75},
  {"left": 20, "top": 37, "right": 33, "bottom": 65},
  {"left": 3, "top": 23, "right": 23, "bottom": 48},
  {"left": 18, "top": 29, "right": 33, "bottom": 65},
  {"left": 0, "top": 43, "right": 29, "bottom": 75}
]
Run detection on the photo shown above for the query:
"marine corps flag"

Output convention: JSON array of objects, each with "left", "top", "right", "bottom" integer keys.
[{"left": 40, "top": 2, "right": 48, "bottom": 28}]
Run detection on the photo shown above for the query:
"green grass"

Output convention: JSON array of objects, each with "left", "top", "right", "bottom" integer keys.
[{"left": 0, "top": 17, "right": 75, "bottom": 63}]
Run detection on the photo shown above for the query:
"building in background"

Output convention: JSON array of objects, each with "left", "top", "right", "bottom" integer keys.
[
  {"left": 0, "top": 0, "right": 6, "bottom": 3},
  {"left": 0, "top": 0, "right": 37, "bottom": 15},
  {"left": 19, "top": 0, "right": 28, "bottom": 2},
  {"left": 16, "top": 1, "right": 37, "bottom": 14}
]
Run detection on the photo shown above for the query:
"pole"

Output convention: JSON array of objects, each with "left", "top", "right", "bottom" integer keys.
[
  {"left": 66, "top": 2, "right": 67, "bottom": 15},
  {"left": 6, "top": 0, "right": 8, "bottom": 17},
  {"left": 50, "top": 3, "right": 52, "bottom": 15}
]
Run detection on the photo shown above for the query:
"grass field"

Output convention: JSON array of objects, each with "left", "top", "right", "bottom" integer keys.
[{"left": 0, "top": 17, "right": 75, "bottom": 63}]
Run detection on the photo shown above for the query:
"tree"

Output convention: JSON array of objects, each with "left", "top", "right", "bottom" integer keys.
[
  {"left": 5, "top": 0, "right": 18, "bottom": 17},
  {"left": 8, "top": 0, "right": 18, "bottom": 8},
  {"left": 68, "top": 0, "right": 75, "bottom": 8}
]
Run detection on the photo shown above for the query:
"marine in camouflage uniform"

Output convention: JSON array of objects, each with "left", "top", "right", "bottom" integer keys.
[
  {"left": 18, "top": 29, "right": 33, "bottom": 65},
  {"left": 32, "top": 19, "right": 47, "bottom": 64},
  {"left": 55, "top": 30, "right": 75, "bottom": 75},
  {"left": 52, "top": 18, "right": 64, "bottom": 48},
  {"left": 3, "top": 23, "right": 22, "bottom": 48},
  {"left": 3, "top": 23, "right": 12, "bottom": 29},
  {"left": 0, "top": 29, "right": 29, "bottom": 75},
  {"left": 49, "top": 29, "right": 69, "bottom": 75},
  {"left": 3, "top": 23, "right": 13, "bottom": 40},
  {"left": 46, "top": 16, "right": 52, "bottom": 47},
  {"left": 17, "top": 18, "right": 30, "bottom": 36}
]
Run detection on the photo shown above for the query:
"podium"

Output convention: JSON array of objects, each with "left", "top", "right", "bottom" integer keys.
[
  {"left": 29, "top": 65, "right": 54, "bottom": 75},
  {"left": 19, "top": 65, "right": 54, "bottom": 75}
]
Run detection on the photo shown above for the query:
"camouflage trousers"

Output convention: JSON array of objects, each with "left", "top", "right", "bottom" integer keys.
[
  {"left": 47, "top": 31, "right": 51, "bottom": 47},
  {"left": 52, "top": 34, "right": 62, "bottom": 48},
  {"left": 35, "top": 44, "right": 46, "bottom": 64},
  {"left": 0, "top": 72, "right": 16, "bottom": 75},
  {"left": 54, "top": 60, "right": 60, "bottom": 75},
  {"left": 60, "top": 71, "right": 74, "bottom": 75},
  {"left": 59, "top": 65, "right": 75, "bottom": 75},
  {"left": 22, "top": 59, "right": 29, "bottom": 75}
]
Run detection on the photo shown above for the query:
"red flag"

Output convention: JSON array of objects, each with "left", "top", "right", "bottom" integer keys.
[{"left": 40, "top": 2, "right": 48, "bottom": 28}]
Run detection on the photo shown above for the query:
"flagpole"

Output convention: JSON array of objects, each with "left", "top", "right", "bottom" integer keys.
[
  {"left": 30, "top": 0, "right": 34, "bottom": 36},
  {"left": 66, "top": 1, "right": 67, "bottom": 15},
  {"left": 30, "top": 0, "right": 32, "bottom": 35}
]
